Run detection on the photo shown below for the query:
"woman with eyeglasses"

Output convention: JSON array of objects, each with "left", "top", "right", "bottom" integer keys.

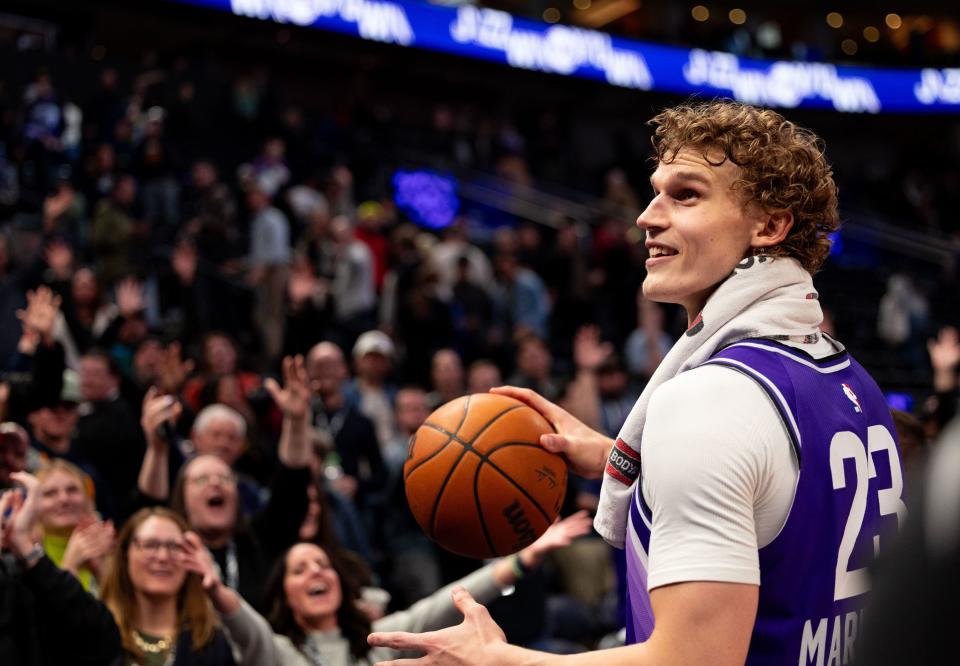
[
  {"left": 190, "top": 511, "right": 595, "bottom": 665},
  {"left": 99, "top": 506, "right": 274, "bottom": 666}
]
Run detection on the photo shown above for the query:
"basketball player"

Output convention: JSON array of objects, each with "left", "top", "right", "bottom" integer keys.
[{"left": 368, "top": 100, "right": 906, "bottom": 665}]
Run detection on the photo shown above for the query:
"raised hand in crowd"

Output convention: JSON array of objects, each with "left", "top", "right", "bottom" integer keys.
[
  {"left": 115, "top": 277, "right": 145, "bottom": 319},
  {"left": 179, "top": 530, "right": 241, "bottom": 614},
  {"left": 566, "top": 325, "right": 615, "bottom": 429},
  {"left": 1, "top": 471, "right": 40, "bottom": 558},
  {"left": 265, "top": 354, "right": 313, "bottom": 468},
  {"left": 574, "top": 325, "right": 613, "bottom": 373},
  {"left": 503, "top": 509, "right": 594, "bottom": 575},
  {"left": 287, "top": 259, "right": 326, "bottom": 309},
  {"left": 172, "top": 240, "right": 199, "bottom": 286},
  {"left": 265, "top": 354, "right": 311, "bottom": 421},
  {"left": 42, "top": 186, "right": 75, "bottom": 233},
  {"left": 44, "top": 239, "right": 75, "bottom": 281},
  {"left": 157, "top": 341, "right": 195, "bottom": 395},
  {"left": 929, "top": 326, "right": 960, "bottom": 393},
  {"left": 138, "top": 386, "right": 183, "bottom": 500},
  {"left": 62, "top": 516, "right": 115, "bottom": 579},
  {"left": 16, "top": 285, "right": 62, "bottom": 352}
]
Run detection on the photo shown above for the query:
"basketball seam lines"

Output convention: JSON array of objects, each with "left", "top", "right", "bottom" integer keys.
[
  {"left": 423, "top": 403, "right": 526, "bottom": 544},
  {"left": 403, "top": 396, "right": 475, "bottom": 481},
  {"left": 421, "top": 424, "right": 554, "bottom": 525},
  {"left": 424, "top": 395, "right": 473, "bottom": 540},
  {"left": 473, "top": 460, "right": 497, "bottom": 558}
]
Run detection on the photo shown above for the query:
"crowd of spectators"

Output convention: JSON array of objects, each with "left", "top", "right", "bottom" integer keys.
[{"left": 0, "top": 18, "right": 958, "bottom": 666}]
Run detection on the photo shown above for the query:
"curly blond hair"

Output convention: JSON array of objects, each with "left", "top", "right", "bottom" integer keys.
[{"left": 649, "top": 100, "right": 839, "bottom": 274}]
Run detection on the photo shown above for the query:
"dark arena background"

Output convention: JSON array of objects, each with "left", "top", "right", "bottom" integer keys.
[{"left": 0, "top": 0, "right": 958, "bottom": 663}]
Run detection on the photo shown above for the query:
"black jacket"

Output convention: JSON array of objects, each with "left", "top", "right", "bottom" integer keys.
[{"left": 0, "top": 554, "right": 121, "bottom": 665}]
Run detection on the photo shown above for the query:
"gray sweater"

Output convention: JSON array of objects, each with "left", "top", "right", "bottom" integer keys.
[{"left": 223, "top": 563, "right": 502, "bottom": 666}]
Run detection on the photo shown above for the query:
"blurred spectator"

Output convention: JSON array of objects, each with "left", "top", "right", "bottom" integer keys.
[
  {"left": 298, "top": 477, "right": 373, "bottom": 565},
  {"left": 396, "top": 262, "right": 454, "bottom": 388},
  {"left": 306, "top": 342, "right": 386, "bottom": 510},
  {"left": 624, "top": 291, "right": 672, "bottom": 384},
  {"left": 601, "top": 167, "right": 641, "bottom": 213},
  {"left": 80, "top": 142, "right": 117, "bottom": 204},
  {"left": 189, "top": 403, "right": 267, "bottom": 518},
  {"left": 35, "top": 459, "right": 114, "bottom": 592},
  {"left": 451, "top": 254, "right": 494, "bottom": 363},
  {"left": 325, "top": 165, "right": 355, "bottom": 219},
  {"left": 20, "top": 72, "right": 64, "bottom": 203},
  {"left": 427, "top": 348, "right": 465, "bottom": 410},
  {"left": 246, "top": 183, "right": 291, "bottom": 363},
  {"left": 890, "top": 408, "right": 928, "bottom": 481},
  {"left": 24, "top": 371, "right": 82, "bottom": 465},
  {"left": 349, "top": 330, "right": 398, "bottom": 452},
  {"left": 0, "top": 423, "right": 32, "bottom": 491},
  {"left": 285, "top": 175, "right": 328, "bottom": 230},
  {"left": 543, "top": 219, "right": 591, "bottom": 358},
  {"left": 91, "top": 174, "right": 138, "bottom": 287},
  {"left": 878, "top": 273, "right": 929, "bottom": 365},
  {"left": 354, "top": 201, "right": 390, "bottom": 292},
  {"left": 248, "top": 137, "right": 290, "bottom": 198},
  {"left": 182, "top": 159, "right": 241, "bottom": 265},
  {"left": 467, "top": 359, "right": 503, "bottom": 395},
  {"left": 492, "top": 250, "right": 550, "bottom": 342},
  {"left": 428, "top": 219, "right": 494, "bottom": 298},
  {"left": 381, "top": 385, "right": 442, "bottom": 605},
  {"left": 508, "top": 333, "right": 560, "bottom": 402},
  {"left": 329, "top": 216, "right": 376, "bottom": 350},
  {"left": 73, "top": 348, "right": 145, "bottom": 518},
  {"left": 41, "top": 169, "right": 87, "bottom": 246},
  {"left": 183, "top": 332, "right": 261, "bottom": 419},
  {"left": 133, "top": 107, "right": 180, "bottom": 235}
]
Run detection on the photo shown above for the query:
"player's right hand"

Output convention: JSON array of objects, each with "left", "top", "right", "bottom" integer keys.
[{"left": 490, "top": 386, "right": 612, "bottom": 479}]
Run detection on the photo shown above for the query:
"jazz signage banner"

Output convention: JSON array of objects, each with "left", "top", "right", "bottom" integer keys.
[{"left": 175, "top": 0, "right": 960, "bottom": 113}]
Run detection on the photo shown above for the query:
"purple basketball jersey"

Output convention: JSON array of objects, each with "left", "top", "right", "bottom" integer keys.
[{"left": 625, "top": 338, "right": 906, "bottom": 665}]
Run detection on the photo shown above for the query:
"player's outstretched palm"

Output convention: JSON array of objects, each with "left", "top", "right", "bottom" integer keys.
[
  {"left": 368, "top": 587, "right": 506, "bottom": 666},
  {"left": 265, "top": 355, "right": 311, "bottom": 421},
  {"left": 491, "top": 386, "right": 612, "bottom": 479}
]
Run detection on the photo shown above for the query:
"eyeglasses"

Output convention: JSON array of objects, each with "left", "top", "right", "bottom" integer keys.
[
  {"left": 131, "top": 538, "right": 185, "bottom": 556},
  {"left": 187, "top": 472, "right": 235, "bottom": 487}
]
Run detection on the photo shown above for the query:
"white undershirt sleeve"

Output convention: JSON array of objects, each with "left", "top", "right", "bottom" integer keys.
[{"left": 640, "top": 364, "right": 799, "bottom": 590}]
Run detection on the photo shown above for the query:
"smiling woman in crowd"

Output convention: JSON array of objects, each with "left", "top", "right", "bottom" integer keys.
[
  {"left": 99, "top": 507, "right": 238, "bottom": 665},
  {"left": 200, "top": 511, "right": 595, "bottom": 666},
  {"left": 36, "top": 458, "right": 114, "bottom": 592}
]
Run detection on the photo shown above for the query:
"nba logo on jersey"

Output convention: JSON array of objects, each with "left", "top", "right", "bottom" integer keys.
[{"left": 841, "top": 383, "right": 862, "bottom": 413}]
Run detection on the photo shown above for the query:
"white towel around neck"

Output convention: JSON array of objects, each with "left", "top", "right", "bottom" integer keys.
[{"left": 594, "top": 256, "right": 824, "bottom": 548}]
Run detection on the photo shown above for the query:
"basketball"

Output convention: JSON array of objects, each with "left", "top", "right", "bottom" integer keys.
[{"left": 404, "top": 393, "right": 567, "bottom": 559}]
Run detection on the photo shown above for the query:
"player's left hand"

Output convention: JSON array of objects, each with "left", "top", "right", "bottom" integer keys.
[{"left": 368, "top": 587, "right": 506, "bottom": 666}]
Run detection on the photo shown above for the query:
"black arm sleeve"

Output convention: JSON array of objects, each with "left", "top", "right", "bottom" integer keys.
[
  {"left": 21, "top": 557, "right": 121, "bottom": 664},
  {"left": 252, "top": 464, "right": 310, "bottom": 562}
]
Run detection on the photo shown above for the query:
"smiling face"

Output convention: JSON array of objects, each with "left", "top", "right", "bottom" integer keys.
[
  {"left": 284, "top": 543, "right": 343, "bottom": 632},
  {"left": 639, "top": 147, "right": 765, "bottom": 319},
  {"left": 127, "top": 515, "right": 187, "bottom": 598},
  {"left": 38, "top": 468, "right": 89, "bottom": 533},
  {"left": 182, "top": 455, "right": 238, "bottom": 537}
]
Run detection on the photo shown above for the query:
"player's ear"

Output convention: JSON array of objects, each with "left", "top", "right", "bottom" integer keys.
[{"left": 751, "top": 209, "right": 794, "bottom": 251}]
